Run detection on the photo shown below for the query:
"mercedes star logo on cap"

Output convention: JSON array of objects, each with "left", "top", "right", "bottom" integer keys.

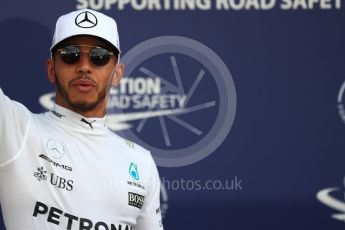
[{"left": 75, "top": 11, "right": 98, "bottom": 28}]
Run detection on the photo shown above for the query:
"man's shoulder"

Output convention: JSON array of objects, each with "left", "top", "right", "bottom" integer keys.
[{"left": 109, "top": 132, "right": 151, "bottom": 155}]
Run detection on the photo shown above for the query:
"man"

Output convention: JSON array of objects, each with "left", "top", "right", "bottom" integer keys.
[{"left": 0, "top": 9, "right": 164, "bottom": 230}]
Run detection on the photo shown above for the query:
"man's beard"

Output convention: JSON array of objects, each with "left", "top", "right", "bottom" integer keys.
[{"left": 55, "top": 75, "right": 107, "bottom": 113}]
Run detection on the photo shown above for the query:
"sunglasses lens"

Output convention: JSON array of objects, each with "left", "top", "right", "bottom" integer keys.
[
  {"left": 58, "top": 46, "right": 112, "bottom": 66},
  {"left": 60, "top": 46, "right": 81, "bottom": 64},
  {"left": 90, "top": 47, "right": 110, "bottom": 66}
]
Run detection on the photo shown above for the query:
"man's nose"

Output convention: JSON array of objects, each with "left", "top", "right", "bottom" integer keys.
[{"left": 76, "top": 50, "right": 92, "bottom": 73}]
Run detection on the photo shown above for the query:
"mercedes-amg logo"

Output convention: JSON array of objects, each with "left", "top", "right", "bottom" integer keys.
[
  {"left": 75, "top": 11, "right": 98, "bottom": 28},
  {"left": 46, "top": 138, "right": 65, "bottom": 159}
]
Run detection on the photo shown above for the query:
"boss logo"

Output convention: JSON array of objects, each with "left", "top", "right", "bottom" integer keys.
[{"left": 128, "top": 192, "right": 144, "bottom": 209}]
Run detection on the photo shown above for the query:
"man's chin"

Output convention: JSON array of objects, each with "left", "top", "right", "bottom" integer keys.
[{"left": 68, "top": 100, "right": 99, "bottom": 113}]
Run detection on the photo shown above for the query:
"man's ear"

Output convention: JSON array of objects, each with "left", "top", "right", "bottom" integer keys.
[
  {"left": 46, "top": 59, "right": 56, "bottom": 84},
  {"left": 112, "top": 63, "right": 124, "bottom": 87}
]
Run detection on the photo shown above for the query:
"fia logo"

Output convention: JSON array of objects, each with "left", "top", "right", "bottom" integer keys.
[
  {"left": 129, "top": 162, "right": 139, "bottom": 180},
  {"left": 34, "top": 167, "right": 47, "bottom": 181}
]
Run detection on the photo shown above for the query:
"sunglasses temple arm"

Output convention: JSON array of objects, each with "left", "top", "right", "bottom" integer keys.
[{"left": 117, "top": 53, "right": 121, "bottom": 64}]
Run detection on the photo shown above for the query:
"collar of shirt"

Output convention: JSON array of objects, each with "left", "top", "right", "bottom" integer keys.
[{"left": 48, "top": 104, "right": 108, "bottom": 132}]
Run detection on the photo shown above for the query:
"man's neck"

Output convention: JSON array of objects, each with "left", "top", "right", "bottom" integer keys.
[{"left": 55, "top": 101, "right": 106, "bottom": 118}]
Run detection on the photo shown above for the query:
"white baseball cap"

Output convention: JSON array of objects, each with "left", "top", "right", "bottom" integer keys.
[{"left": 50, "top": 9, "right": 120, "bottom": 53}]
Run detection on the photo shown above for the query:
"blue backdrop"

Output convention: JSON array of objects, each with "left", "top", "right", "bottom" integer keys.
[{"left": 1, "top": 0, "right": 345, "bottom": 229}]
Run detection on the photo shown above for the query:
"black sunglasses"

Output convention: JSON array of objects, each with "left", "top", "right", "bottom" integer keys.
[{"left": 56, "top": 45, "right": 115, "bottom": 67}]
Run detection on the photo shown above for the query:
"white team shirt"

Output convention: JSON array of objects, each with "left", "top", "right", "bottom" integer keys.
[{"left": 0, "top": 88, "right": 164, "bottom": 230}]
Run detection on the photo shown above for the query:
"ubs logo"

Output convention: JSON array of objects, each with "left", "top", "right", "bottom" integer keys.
[
  {"left": 34, "top": 167, "right": 73, "bottom": 191},
  {"left": 75, "top": 11, "right": 98, "bottom": 28},
  {"left": 50, "top": 173, "right": 74, "bottom": 191}
]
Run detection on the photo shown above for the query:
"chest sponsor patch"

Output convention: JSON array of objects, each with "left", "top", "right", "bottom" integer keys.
[{"left": 128, "top": 192, "right": 144, "bottom": 209}]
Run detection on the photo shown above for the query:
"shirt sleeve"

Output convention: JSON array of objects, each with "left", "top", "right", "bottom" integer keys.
[
  {"left": 134, "top": 156, "right": 164, "bottom": 230},
  {"left": 0, "top": 88, "right": 32, "bottom": 167}
]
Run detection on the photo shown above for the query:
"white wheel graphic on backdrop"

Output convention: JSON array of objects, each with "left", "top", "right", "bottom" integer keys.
[{"left": 107, "top": 36, "right": 236, "bottom": 167}]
